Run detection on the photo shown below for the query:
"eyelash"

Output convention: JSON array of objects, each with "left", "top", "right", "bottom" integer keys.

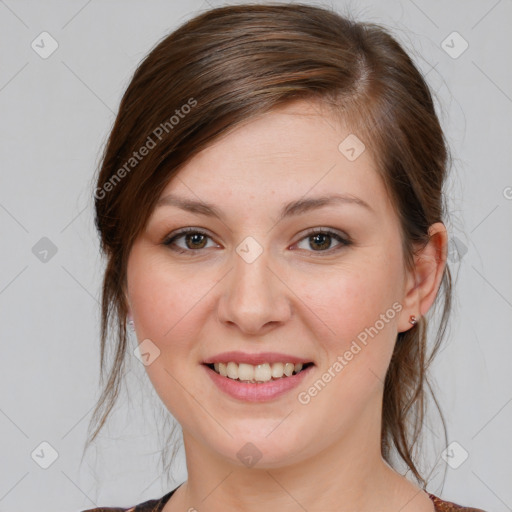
[{"left": 162, "top": 227, "right": 352, "bottom": 256}]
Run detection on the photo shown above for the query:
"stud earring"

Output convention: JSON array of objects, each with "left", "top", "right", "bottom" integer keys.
[
  {"left": 409, "top": 315, "right": 417, "bottom": 326},
  {"left": 127, "top": 317, "right": 135, "bottom": 331}
]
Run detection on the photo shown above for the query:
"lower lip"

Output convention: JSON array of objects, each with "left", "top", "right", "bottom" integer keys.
[{"left": 202, "top": 364, "right": 314, "bottom": 402}]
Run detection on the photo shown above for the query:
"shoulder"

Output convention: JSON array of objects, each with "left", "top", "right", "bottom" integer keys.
[
  {"left": 81, "top": 507, "right": 134, "bottom": 512},
  {"left": 81, "top": 508, "right": 130, "bottom": 512},
  {"left": 79, "top": 486, "right": 179, "bottom": 512},
  {"left": 428, "top": 493, "right": 489, "bottom": 512},
  {"left": 81, "top": 502, "right": 160, "bottom": 512}
]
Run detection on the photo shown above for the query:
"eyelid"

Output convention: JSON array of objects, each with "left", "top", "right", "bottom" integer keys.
[
  {"left": 292, "top": 227, "right": 352, "bottom": 253},
  {"left": 162, "top": 226, "right": 352, "bottom": 254},
  {"left": 296, "top": 226, "right": 350, "bottom": 241},
  {"left": 162, "top": 227, "right": 217, "bottom": 247}
]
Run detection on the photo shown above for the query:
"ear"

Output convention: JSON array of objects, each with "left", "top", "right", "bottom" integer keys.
[{"left": 398, "top": 222, "right": 448, "bottom": 333}]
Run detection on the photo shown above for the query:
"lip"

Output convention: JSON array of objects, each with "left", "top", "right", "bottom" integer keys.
[
  {"left": 202, "top": 362, "right": 314, "bottom": 402},
  {"left": 203, "top": 351, "right": 313, "bottom": 365}
]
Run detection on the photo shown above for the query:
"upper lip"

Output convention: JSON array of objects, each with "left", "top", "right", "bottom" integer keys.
[{"left": 203, "top": 351, "right": 314, "bottom": 366}]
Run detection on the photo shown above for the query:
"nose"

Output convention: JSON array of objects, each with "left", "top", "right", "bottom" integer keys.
[{"left": 217, "top": 246, "right": 292, "bottom": 335}]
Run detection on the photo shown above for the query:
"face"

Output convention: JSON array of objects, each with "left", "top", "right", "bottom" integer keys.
[{"left": 126, "top": 100, "right": 412, "bottom": 469}]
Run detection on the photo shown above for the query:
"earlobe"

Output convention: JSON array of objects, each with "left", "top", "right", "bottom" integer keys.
[
  {"left": 398, "top": 222, "right": 448, "bottom": 332},
  {"left": 125, "top": 297, "right": 133, "bottom": 326}
]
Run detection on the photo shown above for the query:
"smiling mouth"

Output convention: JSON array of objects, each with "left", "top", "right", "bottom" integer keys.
[{"left": 204, "top": 361, "right": 314, "bottom": 383}]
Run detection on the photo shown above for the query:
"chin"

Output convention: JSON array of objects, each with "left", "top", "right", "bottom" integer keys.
[{"left": 207, "top": 430, "right": 310, "bottom": 470}]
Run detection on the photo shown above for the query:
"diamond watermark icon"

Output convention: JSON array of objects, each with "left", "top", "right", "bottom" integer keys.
[
  {"left": 441, "top": 441, "right": 469, "bottom": 469},
  {"left": 447, "top": 236, "right": 468, "bottom": 263},
  {"left": 31, "top": 441, "right": 59, "bottom": 469},
  {"left": 237, "top": 442, "right": 263, "bottom": 468},
  {"left": 134, "top": 338, "right": 161, "bottom": 366},
  {"left": 236, "top": 236, "right": 263, "bottom": 264},
  {"left": 32, "top": 237, "right": 58, "bottom": 263},
  {"left": 31, "top": 31, "right": 59, "bottom": 59},
  {"left": 338, "top": 134, "right": 365, "bottom": 161},
  {"left": 441, "top": 32, "right": 468, "bottom": 59}
]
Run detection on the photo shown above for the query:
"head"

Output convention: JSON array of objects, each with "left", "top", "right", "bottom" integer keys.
[{"left": 88, "top": 3, "right": 451, "bottom": 488}]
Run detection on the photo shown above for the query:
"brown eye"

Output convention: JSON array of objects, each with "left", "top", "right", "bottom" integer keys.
[
  {"left": 295, "top": 229, "right": 352, "bottom": 254},
  {"left": 163, "top": 228, "right": 216, "bottom": 254},
  {"left": 184, "top": 232, "right": 208, "bottom": 249},
  {"left": 309, "top": 232, "right": 332, "bottom": 251}
]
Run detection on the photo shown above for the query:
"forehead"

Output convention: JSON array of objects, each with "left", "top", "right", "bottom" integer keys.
[{"left": 159, "top": 100, "right": 391, "bottom": 217}]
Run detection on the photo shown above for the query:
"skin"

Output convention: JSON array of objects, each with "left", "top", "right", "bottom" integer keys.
[{"left": 125, "top": 100, "right": 447, "bottom": 512}]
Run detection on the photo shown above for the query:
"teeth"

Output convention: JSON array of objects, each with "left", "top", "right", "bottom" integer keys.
[
  {"left": 210, "top": 361, "right": 305, "bottom": 382},
  {"left": 271, "top": 362, "right": 284, "bottom": 378},
  {"left": 284, "top": 362, "right": 295, "bottom": 377},
  {"left": 239, "top": 363, "right": 255, "bottom": 381},
  {"left": 226, "top": 362, "right": 238, "bottom": 379}
]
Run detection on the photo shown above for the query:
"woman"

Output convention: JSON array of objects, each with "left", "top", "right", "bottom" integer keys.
[{"left": 83, "top": 3, "right": 487, "bottom": 511}]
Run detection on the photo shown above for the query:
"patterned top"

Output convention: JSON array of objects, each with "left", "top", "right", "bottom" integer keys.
[{"left": 81, "top": 484, "right": 488, "bottom": 512}]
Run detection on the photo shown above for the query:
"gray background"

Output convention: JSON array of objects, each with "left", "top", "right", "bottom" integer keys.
[{"left": 0, "top": 0, "right": 511, "bottom": 511}]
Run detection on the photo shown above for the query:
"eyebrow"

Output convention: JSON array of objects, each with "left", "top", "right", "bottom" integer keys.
[{"left": 155, "top": 193, "right": 374, "bottom": 221}]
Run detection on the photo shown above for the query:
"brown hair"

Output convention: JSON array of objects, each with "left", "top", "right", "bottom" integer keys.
[{"left": 86, "top": 2, "right": 451, "bottom": 489}]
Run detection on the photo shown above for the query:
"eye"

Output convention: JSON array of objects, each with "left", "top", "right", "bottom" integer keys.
[
  {"left": 162, "top": 227, "right": 352, "bottom": 255},
  {"left": 163, "top": 228, "right": 218, "bottom": 254},
  {"left": 294, "top": 228, "right": 352, "bottom": 254}
]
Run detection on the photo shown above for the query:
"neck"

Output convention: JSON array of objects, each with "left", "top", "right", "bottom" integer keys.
[{"left": 166, "top": 398, "right": 432, "bottom": 512}]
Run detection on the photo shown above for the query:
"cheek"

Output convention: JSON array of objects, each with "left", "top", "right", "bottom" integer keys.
[
  {"left": 298, "top": 246, "right": 404, "bottom": 386},
  {"left": 126, "top": 248, "right": 204, "bottom": 348},
  {"left": 297, "top": 263, "right": 402, "bottom": 416},
  {"left": 126, "top": 249, "right": 209, "bottom": 420},
  {"left": 305, "top": 258, "right": 402, "bottom": 337}
]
